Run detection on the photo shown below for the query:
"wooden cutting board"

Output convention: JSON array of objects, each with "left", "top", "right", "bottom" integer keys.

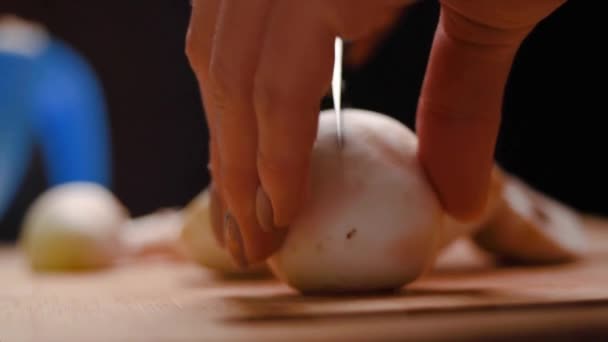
[{"left": 2, "top": 217, "right": 608, "bottom": 341}]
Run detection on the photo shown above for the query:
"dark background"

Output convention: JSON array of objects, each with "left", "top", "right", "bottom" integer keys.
[{"left": 1, "top": 1, "right": 604, "bottom": 240}]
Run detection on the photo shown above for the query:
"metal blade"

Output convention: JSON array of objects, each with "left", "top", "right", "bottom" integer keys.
[{"left": 332, "top": 37, "right": 344, "bottom": 148}]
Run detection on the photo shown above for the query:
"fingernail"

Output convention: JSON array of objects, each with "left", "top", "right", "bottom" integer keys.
[
  {"left": 256, "top": 187, "right": 277, "bottom": 232},
  {"left": 209, "top": 185, "right": 225, "bottom": 247},
  {"left": 224, "top": 213, "right": 248, "bottom": 269}
]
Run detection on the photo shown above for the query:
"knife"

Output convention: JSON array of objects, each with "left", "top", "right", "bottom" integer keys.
[{"left": 332, "top": 37, "right": 344, "bottom": 148}]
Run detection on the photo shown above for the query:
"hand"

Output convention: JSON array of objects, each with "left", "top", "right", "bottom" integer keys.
[{"left": 185, "top": 0, "right": 566, "bottom": 266}]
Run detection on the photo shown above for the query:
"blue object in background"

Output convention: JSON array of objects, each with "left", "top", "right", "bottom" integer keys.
[
  {"left": 0, "top": 19, "right": 111, "bottom": 221},
  {"left": 0, "top": 52, "right": 34, "bottom": 220},
  {"left": 29, "top": 38, "right": 111, "bottom": 187}
]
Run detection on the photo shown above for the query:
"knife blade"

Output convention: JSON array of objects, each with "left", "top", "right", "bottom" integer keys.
[{"left": 332, "top": 37, "right": 344, "bottom": 149}]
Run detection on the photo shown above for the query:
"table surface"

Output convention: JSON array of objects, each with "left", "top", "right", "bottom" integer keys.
[{"left": 3, "top": 216, "right": 608, "bottom": 341}]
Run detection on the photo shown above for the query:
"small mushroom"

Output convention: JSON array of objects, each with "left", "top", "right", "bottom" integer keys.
[{"left": 19, "top": 182, "right": 128, "bottom": 271}]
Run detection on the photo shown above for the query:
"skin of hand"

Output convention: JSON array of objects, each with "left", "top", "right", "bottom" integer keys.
[{"left": 185, "top": 0, "right": 566, "bottom": 267}]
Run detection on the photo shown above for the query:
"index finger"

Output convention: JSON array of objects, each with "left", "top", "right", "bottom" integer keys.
[
  {"left": 186, "top": 0, "right": 224, "bottom": 244},
  {"left": 209, "top": 0, "right": 285, "bottom": 264},
  {"left": 416, "top": 5, "right": 531, "bottom": 221}
]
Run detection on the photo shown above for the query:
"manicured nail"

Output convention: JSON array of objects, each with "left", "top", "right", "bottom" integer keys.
[
  {"left": 256, "top": 187, "right": 277, "bottom": 232},
  {"left": 224, "top": 213, "right": 248, "bottom": 269},
  {"left": 209, "top": 185, "right": 225, "bottom": 247}
]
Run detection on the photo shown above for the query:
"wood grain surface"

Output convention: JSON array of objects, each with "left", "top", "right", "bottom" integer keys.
[{"left": 2, "top": 217, "right": 608, "bottom": 341}]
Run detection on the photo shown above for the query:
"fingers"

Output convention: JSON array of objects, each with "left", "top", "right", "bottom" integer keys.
[
  {"left": 416, "top": 5, "right": 532, "bottom": 221},
  {"left": 209, "top": 0, "right": 284, "bottom": 263},
  {"left": 187, "top": 0, "right": 415, "bottom": 266},
  {"left": 186, "top": 0, "right": 225, "bottom": 245},
  {"left": 254, "top": 1, "right": 335, "bottom": 227}
]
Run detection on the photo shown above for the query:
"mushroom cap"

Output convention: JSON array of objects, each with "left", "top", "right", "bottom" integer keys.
[
  {"left": 20, "top": 182, "right": 128, "bottom": 271},
  {"left": 268, "top": 109, "right": 444, "bottom": 294}
]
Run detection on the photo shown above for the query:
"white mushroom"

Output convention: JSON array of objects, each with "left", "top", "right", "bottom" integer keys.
[
  {"left": 267, "top": 109, "right": 445, "bottom": 293},
  {"left": 267, "top": 109, "right": 587, "bottom": 294},
  {"left": 19, "top": 182, "right": 128, "bottom": 271}
]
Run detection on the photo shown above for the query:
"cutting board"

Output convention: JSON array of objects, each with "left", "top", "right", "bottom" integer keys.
[{"left": 2, "top": 217, "right": 608, "bottom": 341}]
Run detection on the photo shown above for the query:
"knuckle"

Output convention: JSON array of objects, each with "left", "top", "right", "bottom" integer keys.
[
  {"left": 257, "top": 149, "right": 309, "bottom": 180},
  {"left": 222, "top": 176, "right": 244, "bottom": 199},
  {"left": 221, "top": 163, "right": 256, "bottom": 191},
  {"left": 419, "top": 98, "right": 497, "bottom": 124},
  {"left": 185, "top": 30, "right": 209, "bottom": 76},
  {"left": 438, "top": 2, "right": 564, "bottom": 46},
  {"left": 253, "top": 74, "right": 303, "bottom": 121},
  {"left": 441, "top": 0, "right": 564, "bottom": 32},
  {"left": 207, "top": 65, "right": 229, "bottom": 107},
  {"left": 253, "top": 76, "right": 318, "bottom": 168},
  {"left": 259, "top": 134, "right": 315, "bottom": 171}
]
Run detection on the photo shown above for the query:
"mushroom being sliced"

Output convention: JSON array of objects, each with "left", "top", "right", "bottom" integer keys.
[
  {"left": 268, "top": 109, "right": 444, "bottom": 294},
  {"left": 473, "top": 173, "right": 587, "bottom": 264}
]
